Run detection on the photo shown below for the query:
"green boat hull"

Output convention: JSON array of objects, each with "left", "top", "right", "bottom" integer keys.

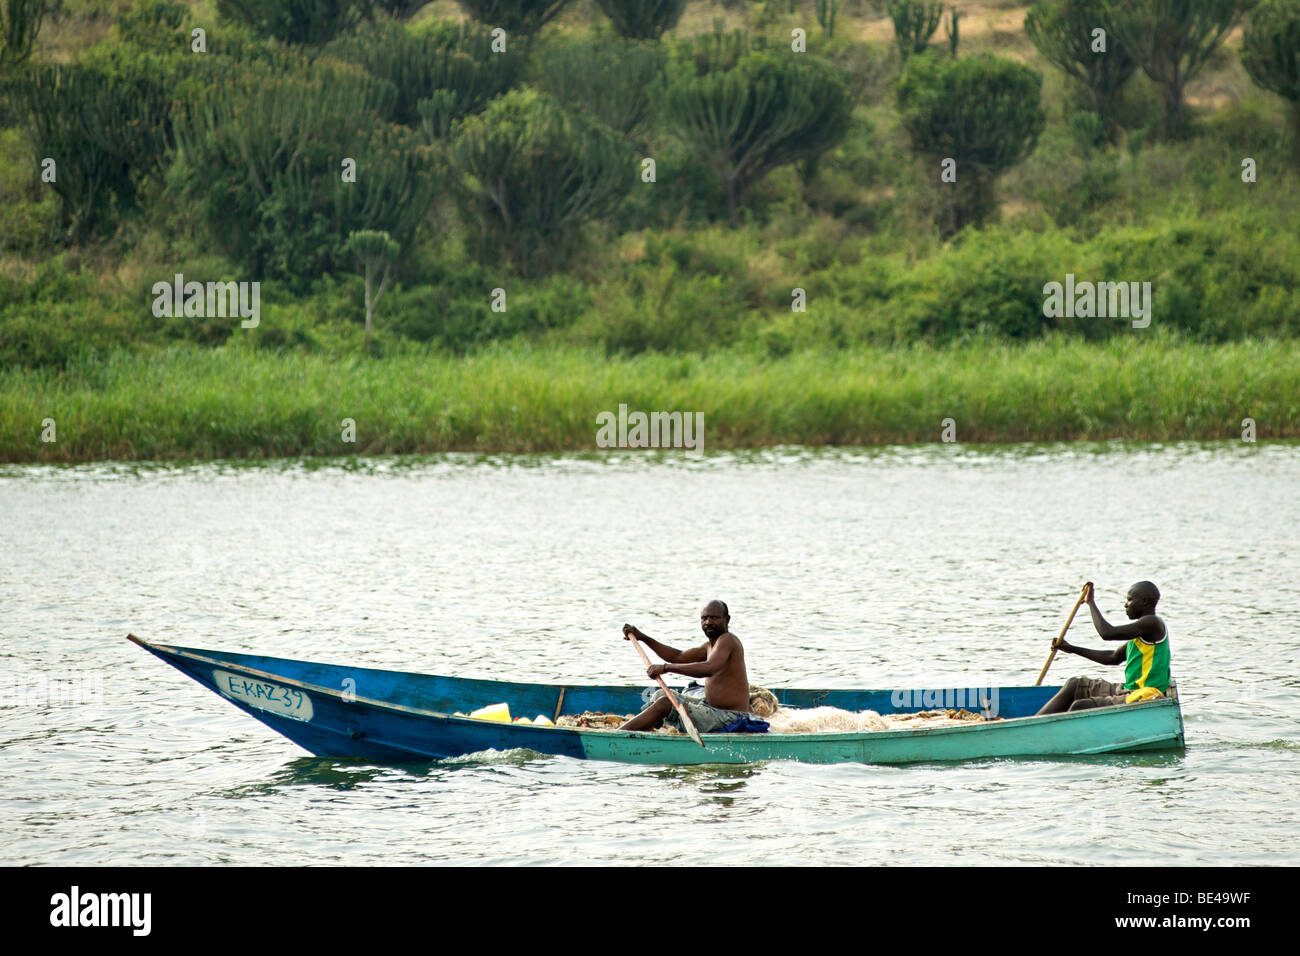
[{"left": 578, "top": 701, "right": 1185, "bottom": 764}]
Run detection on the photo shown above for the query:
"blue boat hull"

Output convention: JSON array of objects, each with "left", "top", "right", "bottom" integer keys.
[{"left": 127, "top": 636, "right": 1186, "bottom": 765}]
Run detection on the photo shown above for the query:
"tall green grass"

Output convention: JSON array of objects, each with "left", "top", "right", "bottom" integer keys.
[{"left": 2, "top": 337, "right": 1296, "bottom": 461}]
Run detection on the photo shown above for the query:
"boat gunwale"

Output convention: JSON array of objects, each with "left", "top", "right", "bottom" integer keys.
[{"left": 127, "top": 634, "right": 1184, "bottom": 746}]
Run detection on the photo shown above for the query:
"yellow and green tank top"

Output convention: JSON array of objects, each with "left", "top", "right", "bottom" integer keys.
[{"left": 1124, "top": 626, "right": 1170, "bottom": 693}]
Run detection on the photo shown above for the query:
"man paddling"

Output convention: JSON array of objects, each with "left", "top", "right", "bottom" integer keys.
[
  {"left": 1035, "top": 581, "right": 1171, "bottom": 715},
  {"left": 619, "top": 600, "right": 751, "bottom": 733}
]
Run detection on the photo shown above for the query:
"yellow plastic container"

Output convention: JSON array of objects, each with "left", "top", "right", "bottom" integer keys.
[
  {"left": 469, "top": 702, "right": 511, "bottom": 723},
  {"left": 532, "top": 715, "right": 554, "bottom": 726},
  {"left": 514, "top": 716, "right": 533, "bottom": 724}
]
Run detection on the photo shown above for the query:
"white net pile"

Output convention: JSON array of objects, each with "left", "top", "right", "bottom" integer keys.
[{"left": 552, "top": 685, "right": 992, "bottom": 735}]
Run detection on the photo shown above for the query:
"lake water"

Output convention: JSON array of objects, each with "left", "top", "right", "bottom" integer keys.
[{"left": 2, "top": 442, "right": 1297, "bottom": 865}]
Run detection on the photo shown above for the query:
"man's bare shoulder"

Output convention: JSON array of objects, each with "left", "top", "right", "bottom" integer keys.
[
  {"left": 717, "top": 631, "right": 743, "bottom": 650},
  {"left": 1140, "top": 614, "right": 1167, "bottom": 641}
]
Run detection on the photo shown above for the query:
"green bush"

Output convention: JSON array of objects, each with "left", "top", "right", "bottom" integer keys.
[
  {"left": 0, "top": 260, "right": 144, "bottom": 367},
  {"left": 0, "top": 126, "right": 55, "bottom": 252},
  {"left": 327, "top": 18, "right": 524, "bottom": 130},
  {"left": 851, "top": 214, "right": 1300, "bottom": 344},
  {"left": 1240, "top": 0, "right": 1300, "bottom": 162},
  {"left": 9, "top": 61, "right": 174, "bottom": 241},
  {"left": 530, "top": 35, "right": 664, "bottom": 140},
  {"left": 1104, "top": 0, "right": 1248, "bottom": 141},
  {"left": 660, "top": 51, "right": 852, "bottom": 224},
  {"left": 386, "top": 267, "right": 589, "bottom": 351},
  {"left": 671, "top": 26, "right": 766, "bottom": 75},
  {"left": 595, "top": 0, "right": 688, "bottom": 40},
  {"left": 447, "top": 88, "right": 635, "bottom": 275},
  {"left": 169, "top": 53, "right": 438, "bottom": 280},
  {"left": 888, "top": 231, "right": 1061, "bottom": 342},
  {"left": 1100, "top": 214, "right": 1300, "bottom": 340},
  {"left": 896, "top": 52, "right": 1046, "bottom": 234},
  {"left": 0, "top": 0, "right": 47, "bottom": 69},
  {"left": 566, "top": 233, "right": 760, "bottom": 353},
  {"left": 615, "top": 140, "right": 733, "bottom": 227},
  {"left": 115, "top": 0, "right": 188, "bottom": 52},
  {"left": 1025, "top": 0, "right": 1136, "bottom": 143},
  {"left": 216, "top": 0, "right": 373, "bottom": 46},
  {"left": 887, "top": 0, "right": 943, "bottom": 61}
]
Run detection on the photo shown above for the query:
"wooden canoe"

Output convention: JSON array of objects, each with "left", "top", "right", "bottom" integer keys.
[{"left": 127, "top": 635, "right": 1186, "bottom": 766}]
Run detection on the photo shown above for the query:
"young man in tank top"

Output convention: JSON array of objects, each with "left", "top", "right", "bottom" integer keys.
[{"left": 1035, "top": 580, "right": 1171, "bottom": 715}]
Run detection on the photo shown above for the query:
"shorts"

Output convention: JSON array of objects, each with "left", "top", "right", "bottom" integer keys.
[
  {"left": 646, "top": 688, "right": 751, "bottom": 734},
  {"left": 1071, "top": 676, "right": 1129, "bottom": 707}
]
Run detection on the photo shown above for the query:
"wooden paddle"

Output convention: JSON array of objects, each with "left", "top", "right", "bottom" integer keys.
[
  {"left": 1036, "top": 582, "right": 1091, "bottom": 686},
  {"left": 627, "top": 633, "right": 706, "bottom": 748}
]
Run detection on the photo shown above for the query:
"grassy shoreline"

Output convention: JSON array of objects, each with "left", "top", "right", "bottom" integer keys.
[{"left": 2, "top": 338, "right": 1297, "bottom": 463}]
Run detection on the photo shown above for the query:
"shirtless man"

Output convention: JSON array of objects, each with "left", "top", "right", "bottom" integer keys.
[
  {"left": 619, "top": 600, "right": 750, "bottom": 733},
  {"left": 1035, "top": 580, "right": 1171, "bottom": 715}
]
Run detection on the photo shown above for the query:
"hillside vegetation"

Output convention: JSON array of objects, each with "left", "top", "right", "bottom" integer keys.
[{"left": 2, "top": 1, "right": 1298, "bottom": 459}]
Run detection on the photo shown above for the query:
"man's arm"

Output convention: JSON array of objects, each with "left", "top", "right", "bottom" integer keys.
[
  {"left": 1056, "top": 639, "right": 1125, "bottom": 666},
  {"left": 1086, "top": 596, "right": 1164, "bottom": 642},
  {"left": 662, "top": 637, "right": 732, "bottom": 679},
  {"left": 623, "top": 624, "right": 706, "bottom": 664}
]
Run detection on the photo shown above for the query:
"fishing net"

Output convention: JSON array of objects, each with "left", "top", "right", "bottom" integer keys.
[
  {"left": 556, "top": 711, "right": 638, "bottom": 730},
  {"left": 764, "top": 706, "right": 988, "bottom": 733},
  {"left": 553, "top": 684, "right": 991, "bottom": 734}
]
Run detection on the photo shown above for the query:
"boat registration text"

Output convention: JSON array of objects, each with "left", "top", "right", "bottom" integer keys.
[{"left": 213, "top": 670, "right": 314, "bottom": 722}]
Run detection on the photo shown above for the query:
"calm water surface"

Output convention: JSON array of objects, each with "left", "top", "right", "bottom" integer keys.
[{"left": 2, "top": 443, "right": 1297, "bottom": 865}]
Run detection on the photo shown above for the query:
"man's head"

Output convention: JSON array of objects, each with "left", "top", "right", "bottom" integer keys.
[
  {"left": 700, "top": 600, "right": 729, "bottom": 640},
  {"left": 1124, "top": 581, "right": 1160, "bottom": 619}
]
